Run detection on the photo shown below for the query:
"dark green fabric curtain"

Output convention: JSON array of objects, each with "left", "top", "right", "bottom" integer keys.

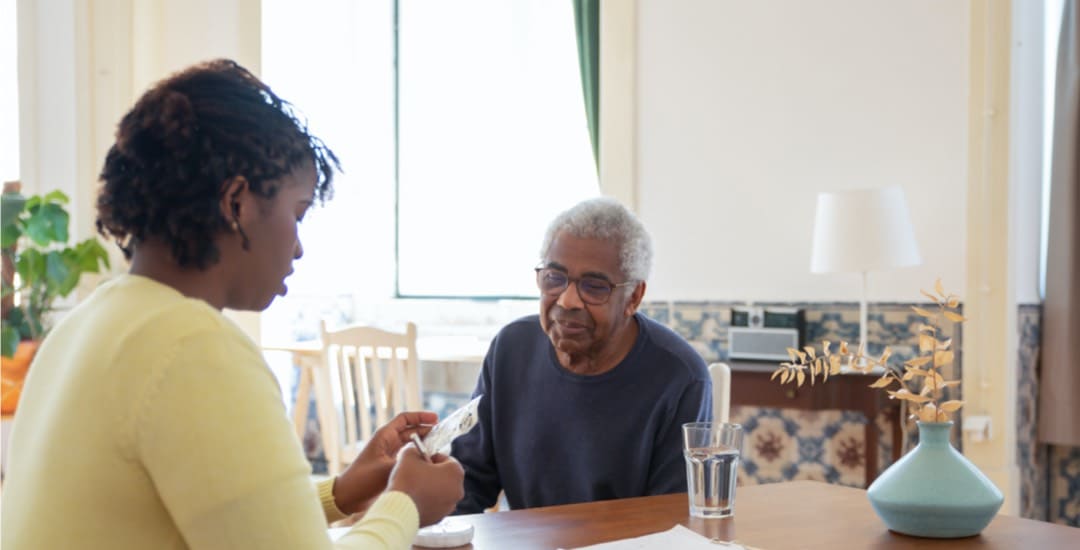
[{"left": 573, "top": 0, "right": 600, "bottom": 170}]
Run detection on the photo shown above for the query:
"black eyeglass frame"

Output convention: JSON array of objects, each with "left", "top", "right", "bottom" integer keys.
[{"left": 533, "top": 266, "right": 637, "bottom": 306}]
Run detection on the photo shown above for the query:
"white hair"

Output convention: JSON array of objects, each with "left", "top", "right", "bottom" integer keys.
[{"left": 539, "top": 197, "right": 653, "bottom": 281}]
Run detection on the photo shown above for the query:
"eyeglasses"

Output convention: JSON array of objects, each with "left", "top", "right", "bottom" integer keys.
[{"left": 534, "top": 267, "right": 636, "bottom": 305}]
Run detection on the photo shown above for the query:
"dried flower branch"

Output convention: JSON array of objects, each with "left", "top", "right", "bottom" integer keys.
[{"left": 771, "top": 278, "right": 965, "bottom": 423}]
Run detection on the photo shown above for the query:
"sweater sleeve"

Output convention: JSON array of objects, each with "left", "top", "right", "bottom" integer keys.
[
  {"left": 450, "top": 353, "right": 501, "bottom": 514},
  {"left": 133, "top": 328, "right": 419, "bottom": 549},
  {"left": 316, "top": 477, "right": 349, "bottom": 524},
  {"left": 645, "top": 378, "right": 712, "bottom": 495}
]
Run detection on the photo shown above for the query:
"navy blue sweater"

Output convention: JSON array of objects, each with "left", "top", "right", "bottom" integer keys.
[{"left": 451, "top": 313, "right": 711, "bottom": 513}]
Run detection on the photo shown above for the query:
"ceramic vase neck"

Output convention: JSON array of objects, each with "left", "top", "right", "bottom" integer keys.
[{"left": 916, "top": 421, "right": 954, "bottom": 448}]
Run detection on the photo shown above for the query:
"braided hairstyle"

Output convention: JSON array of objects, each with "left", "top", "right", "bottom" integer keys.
[{"left": 96, "top": 59, "right": 339, "bottom": 269}]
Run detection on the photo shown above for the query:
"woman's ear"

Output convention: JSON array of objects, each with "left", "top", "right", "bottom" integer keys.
[
  {"left": 218, "top": 176, "right": 251, "bottom": 225},
  {"left": 219, "top": 176, "right": 254, "bottom": 250}
]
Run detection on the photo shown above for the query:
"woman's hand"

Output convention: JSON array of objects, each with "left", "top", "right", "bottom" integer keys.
[
  {"left": 332, "top": 411, "right": 438, "bottom": 515},
  {"left": 388, "top": 447, "right": 465, "bottom": 526}
]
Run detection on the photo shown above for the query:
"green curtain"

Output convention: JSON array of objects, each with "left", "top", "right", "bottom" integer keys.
[{"left": 573, "top": 0, "right": 600, "bottom": 170}]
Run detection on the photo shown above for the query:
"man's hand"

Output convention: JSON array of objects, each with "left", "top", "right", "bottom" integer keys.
[
  {"left": 333, "top": 411, "right": 438, "bottom": 515},
  {"left": 388, "top": 447, "right": 465, "bottom": 526}
]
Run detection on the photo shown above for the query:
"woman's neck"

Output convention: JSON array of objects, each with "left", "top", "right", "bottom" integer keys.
[{"left": 129, "top": 241, "right": 229, "bottom": 310}]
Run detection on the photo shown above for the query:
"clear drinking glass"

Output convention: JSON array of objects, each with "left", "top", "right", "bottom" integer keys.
[{"left": 682, "top": 422, "right": 744, "bottom": 518}]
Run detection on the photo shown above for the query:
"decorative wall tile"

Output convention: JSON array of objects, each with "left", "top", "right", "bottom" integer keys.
[
  {"left": 669, "top": 302, "right": 731, "bottom": 362},
  {"left": 639, "top": 302, "right": 671, "bottom": 326},
  {"left": 1016, "top": 304, "right": 1047, "bottom": 521},
  {"left": 1049, "top": 445, "right": 1080, "bottom": 525},
  {"left": 733, "top": 406, "right": 873, "bottom": 488}
]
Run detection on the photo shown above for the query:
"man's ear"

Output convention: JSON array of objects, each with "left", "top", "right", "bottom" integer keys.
[
  {"left": 218, "top": 176, "right": 251, "bottom": 225},
  {"left": 625, "top": 281, "right": 646, "bottom": 316}
]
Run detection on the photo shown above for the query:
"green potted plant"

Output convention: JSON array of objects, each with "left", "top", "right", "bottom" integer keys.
[{"left": 1, "top": 183, "right": 110, "bottom": 413}]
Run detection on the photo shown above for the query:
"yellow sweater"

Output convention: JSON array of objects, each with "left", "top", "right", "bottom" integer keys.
[{"left": 1, "top": 275, "right": 418, "bottom": 549}]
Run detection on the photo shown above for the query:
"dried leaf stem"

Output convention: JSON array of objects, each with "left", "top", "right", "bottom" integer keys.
[{"left": 772, "top": 279, "right": 966, "bottom": 423}]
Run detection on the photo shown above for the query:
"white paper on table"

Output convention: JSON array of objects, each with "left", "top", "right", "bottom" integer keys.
[
  {"left": 328, "top": 527, "right": 349, "bottom": 541},
  {"left": 562, "top": 525, "right": 750, "bottom": 550}
]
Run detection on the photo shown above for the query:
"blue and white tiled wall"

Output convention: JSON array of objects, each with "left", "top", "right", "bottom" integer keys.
[
  {"left": 1016, "top": 304, "right": 1080, "bottom": 526},
  {"left": 642, "top": 300, "right": 963, "bottom": 489}
]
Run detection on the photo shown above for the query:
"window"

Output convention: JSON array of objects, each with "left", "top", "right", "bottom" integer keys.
[
  {"left": 1039, "top": 0, "right": 1066, "bottom": 299},
  {"left": 396, "top": 0, "right": 599, "bottom": 298},
  {"left": 261, "top": 0, "right": 597, "bottom": 311},
  {"left": 1, "top": 0, "right": 18, "bottom": 183}
]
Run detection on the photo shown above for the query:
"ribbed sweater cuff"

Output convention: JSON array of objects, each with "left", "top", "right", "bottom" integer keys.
[
  {"left": 317, "top": 477, "right": 349, "bottom": 523},
  {"left": 365, "top": 491, "right": 419, "bottom": 533}
]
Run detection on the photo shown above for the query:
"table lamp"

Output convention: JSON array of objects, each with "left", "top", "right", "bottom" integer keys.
[{"left": 809, "top": 186, "right": 922, "bottom": 349}]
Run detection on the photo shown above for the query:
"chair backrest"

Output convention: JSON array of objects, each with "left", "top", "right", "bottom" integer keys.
[
  {"left": 708, "top": 362, "right": 731, "bottom": 425},
  {"left": 318, "top": 320, "right": 422, "bottom": 473}
]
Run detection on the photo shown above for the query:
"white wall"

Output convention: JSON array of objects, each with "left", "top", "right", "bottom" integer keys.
[{"left": 635, "top": 0, "right": 970, "bottom": 302}]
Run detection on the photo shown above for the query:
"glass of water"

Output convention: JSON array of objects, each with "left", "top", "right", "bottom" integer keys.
[{"left": 682, "top": 422, "right": 744, "bottom": 518}]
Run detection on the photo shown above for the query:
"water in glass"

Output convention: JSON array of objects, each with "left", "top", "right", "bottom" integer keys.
[{"left": 684, "top": 446, "right": 739, "bottom": 518}]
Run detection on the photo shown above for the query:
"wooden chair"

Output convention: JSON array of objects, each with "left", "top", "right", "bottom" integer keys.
[{"left": 314, "top": 320, "right": 422, "bottom": 475}]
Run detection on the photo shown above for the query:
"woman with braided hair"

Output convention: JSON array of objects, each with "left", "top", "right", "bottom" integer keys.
[{"left": 2, "top": 59, "right": 463, "bottom": 549}]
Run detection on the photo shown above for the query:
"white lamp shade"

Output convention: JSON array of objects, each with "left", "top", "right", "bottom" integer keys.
[{"left": 810, "top": 186, "right": 922, "bottom": 273}]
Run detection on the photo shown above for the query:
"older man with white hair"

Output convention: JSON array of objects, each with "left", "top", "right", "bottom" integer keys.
[{"left": 451, "top": 197, "right": 712, "bottom": 513}]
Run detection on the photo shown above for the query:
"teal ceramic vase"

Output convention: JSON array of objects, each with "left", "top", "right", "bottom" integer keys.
[{"left": 867, "top": 421, "right": 1003, "bottom": 538}]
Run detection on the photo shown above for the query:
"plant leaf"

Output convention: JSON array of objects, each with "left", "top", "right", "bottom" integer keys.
[
  {"left": 888, "top": 389, "right": 931, "bottom": 403},
  {"left": 0, "top": 324, "right": 18, "bottom": 357},
  {"left": 934, "top": 278, "right": 945, "bottom": 297},
  {"left": 869, "top": 376, "right": 893, "bottom": 388},
  {"left": 911, "top": 306, "right": 935, "bottom": 319},
  {"left": 934, "top": 350, "right": 955, "bottom": 368},
  {"left": 928, "top": 371, "right": 945, "bottom": 390},
  {"left": 786, "top": 347, "right": 799, "bottom": 362},
  {"left": 919, "top": 402, "right": 938, "bottom": 422},
  {"left": 905, "top": 355, "right": 933, "bottom": 368},
  {"left": 822, "top": 340, "right": 831, "bottom": 356},
  {"left": 804, "top": 346, "right": 816, "bottom": 360},
  {"left": 940, "top": 400, "right": 965, "bottom": 412},
  {"left": 796, "top": 370, "right": 806, "bottom": 387},
  {"left": 943, "top": 311, "right": 966, "bottom": 323},
  {"left": 919, "top": 334, "right": 936, "bottom": 353},
  {"left": 920, "top": 289, "right": 941, "bottom": 304},
  {"left": 771, "top": 368, "right": 783, "bottom": 381},
  {"left": 780, "top": 369, "right": 790, "bottom": 385},
  {"left": 903, "top": 367, "right": 927, "bottom": 381},
  {"left": 946, "top": 296, "right": 961, "bottom": 308}
]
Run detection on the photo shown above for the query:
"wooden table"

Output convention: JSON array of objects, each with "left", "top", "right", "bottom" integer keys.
[
  {"left": 730, "top": 361, "right": 903, "bottom": 487},
  {"left": 445, "top": 481, "right": 1077, "bottom": 549}
]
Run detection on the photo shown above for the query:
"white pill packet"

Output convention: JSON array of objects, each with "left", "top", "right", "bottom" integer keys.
[
  {"left": 414, "top": 518, "right": 474, "bottom": 548},
  {"left": 422, "top": 395, "right": 482, "bottom": 455}
]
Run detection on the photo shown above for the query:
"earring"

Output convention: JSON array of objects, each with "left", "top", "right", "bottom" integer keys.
[{"left": 230, "top": 220, "right": 240, "bottom": 231}]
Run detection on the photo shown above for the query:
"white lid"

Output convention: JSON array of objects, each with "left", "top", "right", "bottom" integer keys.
[{"left": 413, "top": 518, "right": 475, "bottom": 548}]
